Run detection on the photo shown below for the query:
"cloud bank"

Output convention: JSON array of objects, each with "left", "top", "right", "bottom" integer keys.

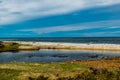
[{"left": 0, "top": 0, "right": 120, "bottom": 25}]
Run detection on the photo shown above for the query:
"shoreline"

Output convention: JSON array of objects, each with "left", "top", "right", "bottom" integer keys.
[{"left": 3, "top": 41, "right": 120, "bottom": 51}]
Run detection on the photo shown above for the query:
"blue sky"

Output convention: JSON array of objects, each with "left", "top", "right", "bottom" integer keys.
[{"left": 0, "top": 0, "right": 120, "bottom": 37}]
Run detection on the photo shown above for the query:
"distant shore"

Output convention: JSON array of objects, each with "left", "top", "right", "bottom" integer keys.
[{"left": 2, "top": 41, "right": 120, "bottom": 51}]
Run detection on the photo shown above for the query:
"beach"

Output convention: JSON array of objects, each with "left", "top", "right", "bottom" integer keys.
[{"left": 4, "top": 41, "right": 120, "bottom": 51}]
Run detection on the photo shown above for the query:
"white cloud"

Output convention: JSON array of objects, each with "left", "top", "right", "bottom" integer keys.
[
  {"left": 0, "top": 0, "right": 120, "bottom": 25},
  {"left": 18, "top": 20, "right": 120, "bottom": 34}
]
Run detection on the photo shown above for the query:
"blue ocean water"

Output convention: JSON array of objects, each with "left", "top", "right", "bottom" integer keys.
[{"left": 0, "top": 37, "right": 120, "bottom": 44}]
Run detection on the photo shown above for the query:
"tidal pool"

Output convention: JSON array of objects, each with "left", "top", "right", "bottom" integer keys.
[{"left": 0, "top": 49, "right": 120, "bottom": 63}]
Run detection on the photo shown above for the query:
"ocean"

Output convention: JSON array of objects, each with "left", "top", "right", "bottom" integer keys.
[{"left": 0, "top": 37, "right": 120, "bottom": 44}]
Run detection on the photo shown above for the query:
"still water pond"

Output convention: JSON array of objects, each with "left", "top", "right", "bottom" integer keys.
[{"left": 0, "top": 49, "right": 120, "bottom": 63}]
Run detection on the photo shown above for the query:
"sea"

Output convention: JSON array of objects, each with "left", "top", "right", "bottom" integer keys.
[
  {"left": 0, "top": 37, "right": 120, "bottom": 63},
  {"left": 0, "top": 37, "right": 120, "bottom": 44}
]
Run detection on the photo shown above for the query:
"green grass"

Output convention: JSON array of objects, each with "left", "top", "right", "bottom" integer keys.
[
  {"left": 0, "top": 42, "right": 19, "bottom": 51},
  {"left": 0, "top": 62, "right": 89, "bottom": 73},
  {"left": 0, "top": 62, "right": 120, "bottom": 80},
  {"left": 0, "top": 69, "right": 21, "bottom": 80},
  {"left": 0, "top": 62, "right": 89, "bottom": 80}
]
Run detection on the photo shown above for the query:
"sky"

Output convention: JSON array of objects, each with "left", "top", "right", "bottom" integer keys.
[{"left": 0, "top": 0, "right": 120, "bottom": 37}]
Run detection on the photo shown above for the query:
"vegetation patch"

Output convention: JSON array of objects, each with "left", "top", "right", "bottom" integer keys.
[
  {"left": 0, "top": 69, "right": 21, "bottom": 80},
  {"left": 0, "top": 42, "right": 19, "bottom": 52},
  {"left": 0, "top": 59, "right": 120, "bottom": 80}
]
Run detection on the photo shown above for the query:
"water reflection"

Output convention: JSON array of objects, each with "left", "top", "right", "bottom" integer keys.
[{"left": 0, "top": 49, "right": 120, "bottom": 63}]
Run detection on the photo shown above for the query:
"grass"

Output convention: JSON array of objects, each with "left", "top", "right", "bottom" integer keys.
[
  {"left": 0, "top": 62, "right": 89, "bottom": 80},
  {"left": 0, "top": 61, "right": 120, "bottom": 80},
  {"left": 0, "top": 42, "right": 19, "bottom": 52},
  {"left": 0, "top": 62, "right": 89, "bottom": 73},
  {"left": 0, "top": 69, "right": 21, "bottom": 80}
]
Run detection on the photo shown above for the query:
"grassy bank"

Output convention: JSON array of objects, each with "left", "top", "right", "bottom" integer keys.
[
  {"left": 0, "top": 42, "right": 19, "bottom": 52},
  {"left": 0, "top": 57, "right": 120, "bottom": 80}
]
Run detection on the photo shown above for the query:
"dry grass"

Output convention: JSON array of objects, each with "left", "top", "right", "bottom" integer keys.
[{"left": 69, "top": 57, "right": 120, "bottom": 69}]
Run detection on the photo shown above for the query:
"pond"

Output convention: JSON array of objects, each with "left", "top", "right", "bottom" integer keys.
[{"left": 0, "top": 49, "right": 120, "bottom": 63}]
